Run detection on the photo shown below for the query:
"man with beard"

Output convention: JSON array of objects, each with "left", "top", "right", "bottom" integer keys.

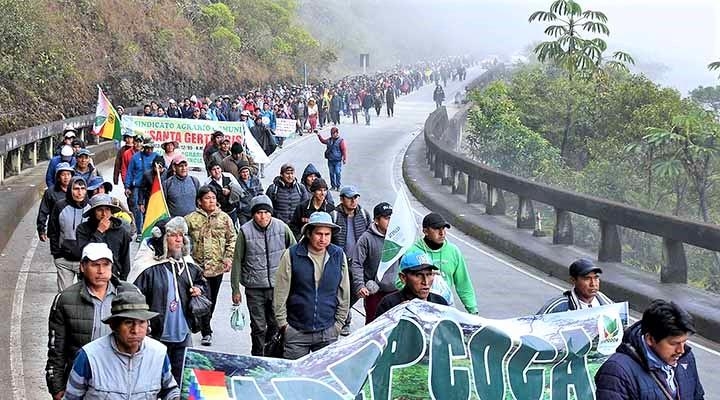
[{"left": 129, "top": 217, "right": 207, "bottom": 385}]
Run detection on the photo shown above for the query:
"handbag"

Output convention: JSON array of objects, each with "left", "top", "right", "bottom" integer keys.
[
  {"left": 180, "top": 262, "right": 213, "bottom": 333},
  {"left": 263, "top": 330, "right": 285, "bottom": 358}
]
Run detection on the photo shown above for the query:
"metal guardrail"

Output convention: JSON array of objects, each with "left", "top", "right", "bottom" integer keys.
[
  {"left": 424, "top": 105, "right": 720, "bottom": 285},
  {"left": 0, "top": 107, "right": 140, "bottom": 184}
]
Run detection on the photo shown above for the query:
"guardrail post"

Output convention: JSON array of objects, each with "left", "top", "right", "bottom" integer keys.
[
  {"left": 467, "top": 177, "right": 483, "bottom": 204},
  {"left": 553, "top": 208, "right": 574, "bottom": 245},
  {"left": 486, "top": 185, "right": 506, "bottom": 215},
  {"left": 14, "top": 148, "right": 22, "bottom": 174},
  {"left": 434, "top": 157, "right": 443, "bottom": 179},
  {"left": 661, "top": 239, "right": 688, "bottom": 284},
  {"left": 517, "top": 197, "right": 535, "bottom": 229},
  {"left": 598, "top": 221, "right": 622, "bottom": 262},
  {"left": 0, "top": 155, "right": 4, "bottom": 184},
  {"left": 426, "top": 148, "right": 433, "bottom": 166},
  {"left": 441, "top": 164, "right": 453, "bottom": 186},
  {"left": 47, "top": 137, "right": 54, "bottom": 160},
  {"left": 32, "top": 142, "right": 38, "bottom": 166},
  {"left": 452, "top": 170, "right": 467, "bottom": 194}
]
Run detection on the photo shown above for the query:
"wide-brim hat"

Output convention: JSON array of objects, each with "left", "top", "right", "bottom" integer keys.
[
  {"left": 161, "top": 140, "right": 179, "bottom": 149},
  {"left": 102, "top": 289, "right": 158, "bottom": 323},
  {"left": 83, "top": 194, "right": 122, "bottom": 217},
  {"left": 300, "top": 211, "right": 340, "bottom": 237}
]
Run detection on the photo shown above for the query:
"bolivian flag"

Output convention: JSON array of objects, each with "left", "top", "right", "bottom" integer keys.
[
  {"left": 141, "top": 167, "right": 170, "bottom": 238},
  {"left": 92, "top": 85, "right": 122, "bottom": 141}
]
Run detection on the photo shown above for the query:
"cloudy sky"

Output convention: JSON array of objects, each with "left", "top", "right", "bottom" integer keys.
[{"left": 389, "top": 0, "right": 719, "bottom": 93}]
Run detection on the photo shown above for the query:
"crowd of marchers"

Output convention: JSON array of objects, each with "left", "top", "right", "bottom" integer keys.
[{"left": 36, "top": 53, "right": 704, "bottom": 399}]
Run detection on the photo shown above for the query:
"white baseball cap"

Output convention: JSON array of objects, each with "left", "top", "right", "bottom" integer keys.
[{"left": 81, "top": 242, "right": 114, "bottom": 263}]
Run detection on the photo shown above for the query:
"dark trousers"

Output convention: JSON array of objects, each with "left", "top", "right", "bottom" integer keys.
[
  {"left": 387, "top": 103, "right": 394, "bottom": 117},
  {"left": 201, "top": 274, "right": 223, "bottom": 336},
  {"left": 246, "top": 287, "right": 278, "bottom": 356},
  {"left": 162, "top": 334, "right": 192, "bottom": 385}
]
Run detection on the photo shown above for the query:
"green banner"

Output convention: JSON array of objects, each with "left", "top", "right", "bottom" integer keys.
[{"left": 183, "top": 301, "right": 628, "bottom": 400}]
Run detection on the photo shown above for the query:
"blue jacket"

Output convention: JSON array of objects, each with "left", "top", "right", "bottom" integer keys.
[
  {"left": 45, "top": 155, "right": 76, "bottom": 188},
  {"left": 126, "top": 151, "right": 158, "bottom": 189},
  {"left": 261, "top": 110, "right": 276, "bottom": 130},
  {"left": 595, "top": 321, "right": 704, "bottom": 400},
  {"left": 286, "top": 241, "right": 344, "bottom": 332}
]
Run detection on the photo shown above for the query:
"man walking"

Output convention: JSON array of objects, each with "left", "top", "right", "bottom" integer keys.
[
  {"left": 537, "top": 258, "right": 613, "bottom": 314},
  {"left": 231, "top": 195, "right": 295, "bottom": 356},
  {"left": 595, "top": 299, "right": 704, "bottom": 399},
  {"left": 266, "top": 163, "right": 309, "bottom": 224},
  {"left": 185, "top": 186, "right": 237, "bottom": 346},
  {"left": 274, "top": 212, "right": 350, "bottom": 359},
  {"left": 163, "top": 155, "right": 200, "bottom": 217},
  {"left": 48, "top": 176, "right": 89, "bottom": 291},
  {"left": 317, "top": 127, "right": 347, "bottom": 191},
  {"left": 37, "top": 162, "right": 74, "bottom": 242}
]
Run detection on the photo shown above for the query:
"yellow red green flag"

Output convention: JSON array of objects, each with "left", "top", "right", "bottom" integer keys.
[
  {"left": 141, "top": 167, "right": 170, "bottom": 238},
  {"left": 92, "top": 85, "right": 122, "bottom": 141}
]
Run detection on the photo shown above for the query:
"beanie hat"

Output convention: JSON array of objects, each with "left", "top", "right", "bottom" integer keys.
[
  {"left": 310, "top": 177, "right": 328, "bottom": 192},
  {"left": 231, "top": 142, "right": 244, "bottom": 154},
  {"left": 149, "top": 216, "right": 190, "bottom": 259},
  {"left": 280, "top": 163, "right": 294, "bottom": 174},
  {"left": 249, "top": 194, "right": 274, "bottom": 215}
]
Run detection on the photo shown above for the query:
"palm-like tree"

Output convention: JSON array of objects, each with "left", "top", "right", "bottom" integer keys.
[
  {"left": 529, "top": 0, "right": 633, "bottom": 80},
  {"left": 710, "top": 61, "right": 720, "bottom": 78}
]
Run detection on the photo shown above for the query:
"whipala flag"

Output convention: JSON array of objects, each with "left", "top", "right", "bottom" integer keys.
[
  {"left": 377, "top": 189, "right": 419, "bottom": 281},
  {"left": 92, "top": 85, "right": 122, "bottom": 141}
]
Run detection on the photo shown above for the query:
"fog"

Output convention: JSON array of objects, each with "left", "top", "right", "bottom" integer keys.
[{"left": 314, "top": 0, "right": 719, "bottom": 93}]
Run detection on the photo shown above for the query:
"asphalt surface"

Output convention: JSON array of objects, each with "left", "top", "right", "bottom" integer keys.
[{"left": 2, "top": 69, "right": 719, "bottom": 399}]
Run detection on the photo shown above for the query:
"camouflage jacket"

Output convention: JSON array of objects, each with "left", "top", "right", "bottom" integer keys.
[{"left": 185, "top": 208, "right": 237, "bottom": 277}]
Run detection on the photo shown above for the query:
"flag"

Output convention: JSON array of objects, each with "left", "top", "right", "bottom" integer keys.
[
  {"left": 187, "top": 369, "right": 228, "bottom": 399},
  {"left": 377, "top": 190, "right": 418, "bottom": 281},
  {"left": 92, "top": 85, "right": 122, "bottom": 141},
  {"left": 141, "top": 166, "right": 170, "bottom": 238}
]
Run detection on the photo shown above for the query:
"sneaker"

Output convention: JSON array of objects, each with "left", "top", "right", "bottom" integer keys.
[
  {"left": 340, "top": 324, "right": 351, "bottom": 336},
  {"left": 201, "top": 334, "right": 212, "bottom": 346}
]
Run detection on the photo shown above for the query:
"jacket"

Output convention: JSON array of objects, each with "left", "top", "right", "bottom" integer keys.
[
  {"left": 231, "top": 218, "right": 295, "bottom": 292},
  {"left": 266, "top": 177, "right": 310, "bottom": 224},
  {"left": 406, "top": 237, "right": 478, "bottom": 314},
  {"left": 289, "top": 198, "right": 335, "bottom": 239},
  {"left": 126, "top": 150, "right": 158, "bottom": 189},
  {"left": 301, "top": 163, "right": 334, "bottom": 204},
  {"left": 332, "top": 204, "right": 371, "bottom": 252},
  {"left": 185, "top": 208, "right": 237, "bottom": 278},
  {"left": 47, "top": 176, "right": 89, "bottom": 260},
  {"left": 375, "top": 288, "right": 449, "bottom": 319},
  {"left": 45, "top": 155, "right": 76, "bottom": 188},
  {"left": 537, "top": 289, "right": 614, "bottom": 314},
  {"left": 221, "top": 153, "right": 259, "bottom": 179},
  {"left": 319, "top": 136, "right": 346, "bottom": 162},
  {"left": 350, "top": 222, "right": 399, "bottom": 294},
  {"left": 74, "top": 217, "right": 132, "bottom": 280},
  {"left": 595, "top": 321, "right": 704, "bottom": 400},
  {"left": 162, "top": 175, "right": 200, "bottom": 217},
  {"left": 250, "top": 124, "right": 276, "bottom": 156},
  {"left": 113, "top": 145, "right": 133, "bottom": 185},
  {"left": 45, "top": 277, "right": 122, "bottom": 396},
  {"left": 37, "top": 169, "right": 69, "bottom": 236},
  {"left": 63, "top": 334, "right": 179, "bottom": 400}
]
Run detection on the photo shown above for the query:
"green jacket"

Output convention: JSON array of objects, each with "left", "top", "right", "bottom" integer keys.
[{"left": 397, "top": 238, "right": 478, "bottom": 314}]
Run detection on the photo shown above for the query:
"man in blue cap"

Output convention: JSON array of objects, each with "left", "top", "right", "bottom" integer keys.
[
  {"left": 537, "top": 258, "right": 614, "bottom": 314},
  {"left": 375, "top": 250, "right": 449, "bottom": 318}
]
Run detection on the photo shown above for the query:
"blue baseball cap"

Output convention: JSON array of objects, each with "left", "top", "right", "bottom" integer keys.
[
  {"left": 400, "top": 250, "right": 439, "bottom": 273},
  {"left": 339, "top": 186, "right": 360, "bottom": 198}
]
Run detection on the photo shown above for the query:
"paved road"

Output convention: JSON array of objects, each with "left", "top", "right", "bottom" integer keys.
[{"left": 3, "top": 70, "right": 720, "bottom": 399}]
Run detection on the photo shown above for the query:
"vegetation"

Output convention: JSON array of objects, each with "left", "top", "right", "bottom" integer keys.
[
  {"left": 0, "top": 0, "right": 335, "bottom": 133},
  {"left": 464, "top": 0, "right": 720, "bottom": 292}
]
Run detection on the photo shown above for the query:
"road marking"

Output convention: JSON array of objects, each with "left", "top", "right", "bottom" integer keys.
[
  {"left": 391, "top": 122, "right": 720, "bottom": 358},
  {"left": 10, "top": 236, "right": 39, "bottom": 400}
]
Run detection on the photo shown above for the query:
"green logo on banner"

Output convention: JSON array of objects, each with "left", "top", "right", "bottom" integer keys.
[{"left": 381, "top": 241, "right": 402, "bottom": 262}]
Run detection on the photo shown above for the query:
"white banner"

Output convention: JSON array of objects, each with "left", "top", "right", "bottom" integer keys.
[
  {"left": 274, "top": 118, "right": 296, "bottom": 137},
  {"left": 377, "top": 190, "right": 419, "bottom": 281}
]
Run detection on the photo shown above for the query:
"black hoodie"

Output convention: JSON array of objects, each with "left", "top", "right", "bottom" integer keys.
[{"left": 47, "top": 176, "right": 89, "bottom": 260}]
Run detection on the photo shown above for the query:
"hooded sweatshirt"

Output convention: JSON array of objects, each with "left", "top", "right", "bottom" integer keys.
[
  {"left": 47, "top": 176, "right": 89, "bottom": 260},
  {"left": 37, "top": 168, "right": 72, "bottom": 236},
  {"left": 350, "top": 222, "right": 399, "bottom": 294},
  {"left": 301, "top": 163, "right": 334, "bottom": 204}
]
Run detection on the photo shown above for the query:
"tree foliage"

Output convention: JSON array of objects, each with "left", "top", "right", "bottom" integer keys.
[{"left": 709, "top": 61, "right": 720, "bottom": 78}]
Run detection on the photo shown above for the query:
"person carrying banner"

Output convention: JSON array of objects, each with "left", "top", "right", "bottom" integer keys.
[
  {"left": 350, "top": 202, "right": 399, "bottom": 323},
  {"left": 317, "top": 127, "right": 347, "bottom": 191},
  {"left": 63, "top": 287, "right": 180, "bottom": 400},
  {"left": 232, "top": 195, "right": 296, "bottom": 356},
  {"left": 375, "top": 250, "right": 448, "bottom": 318},
  {"left": 273, "top": 212, "right": 350, "bottom": 360},
  {"left": 536, "top": 258, "right": 614, "bottom": 314},
  {"left": 405, "top": 212, "right": 478, "bottom": 314},
  {"left": 594, "top": 299, "right": 704, "bottom": 400},
  {"left": 129, "top": 216, "right": 207, "bottom": 385}
]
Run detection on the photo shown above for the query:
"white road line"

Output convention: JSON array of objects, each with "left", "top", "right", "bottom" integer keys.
[
  {"left": 10, "top": 236, "right": 39, "bottom": 400},
  {"left": 392, "top": 126, "right": 720, "bottom": 358}
]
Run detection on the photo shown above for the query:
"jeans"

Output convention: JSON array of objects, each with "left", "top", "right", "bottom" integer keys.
[
  {"left": 327, "top": 160, "right": 342, "bottom": 189},
  {"left": 363, "top": 108, "right": 371, "bottom": 125},
  {"left": 283, "top": 324, "right": 338, "bottom": 360},
  {"left": 246, "top": 288, "right": 278, "bottom": 356},
  {"left": 201, "top": 274, "right": 223, "bottom": 336},
  {"left": 131, "top": 187, "right": 143, "bottom": 235}
]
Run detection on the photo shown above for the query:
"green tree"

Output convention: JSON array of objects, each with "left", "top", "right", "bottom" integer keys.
[
  {"left": 529, "top": 0, "right": 633, "bottom": 159},
  {"left": 709, "top": 60, "right": 720, "bottom": 78},
  {"left": 690, "top": 85, "right": 720, "bottom": 114}
]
